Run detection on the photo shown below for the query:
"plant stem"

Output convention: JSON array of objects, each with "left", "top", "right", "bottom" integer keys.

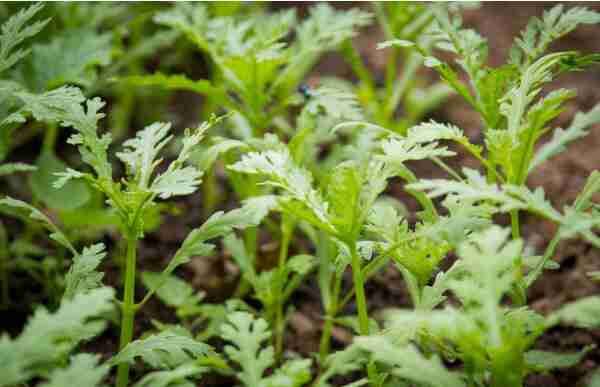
[
  {"left": 349, "top": 242, "right": 378, "bottom": 384},
  {"left": 0, "top": 221, "right": 8, "bottom": 307},
  {"left": 116, "top": 235, "right": 138, "bottom": 387},
  {"left": 274, "top": 221, "right": 293, "bottom": 360},
  {"left": 510, "top": 210, "right": 520, "bottom": 239},
  {"left": 319, "top": 272, "right": 342, "bottom": 365},
  {"left": 528, "top": 231, "right": 561, "bottom": 287}
]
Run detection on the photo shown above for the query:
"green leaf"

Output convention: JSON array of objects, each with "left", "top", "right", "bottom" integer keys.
[
  {"left": 0, "top": 196, "right": 76, "bottom": 254},
  {"left": 64, "top": 244, "right": 106, "bottom": 299},
  {"left": 0, "top": 287, "right": 114, "bottom": 387},
  {"left": 150, "top": 166, "right": 202, "bottom": 199},
  {"left": 263, "top": 358, "right": 312, "bottom": 387},
  {"left": 524, "top": 346, "right": 593, "bottom": 372},
  {"left": 530, "top": 104, "right": 600, "bottom": 172},
  {"left": 29, "top": 151, "right": 91, "bottom": 211},
  {"left": 355, "top": 336, "right": 466, "bottom": 387},
  {"left": 117, "top": 122, "right": 173, "bottom": 189},
  {"left": 110, "top": 330, "right": 211, "bottom": 369},
  {"left": 119, "top": 72, "right": 224, "bottom": 97},
  {"left": 0, "top": 3, "right": 49, "bottom": 73},
  {"left": 0, "top": 162, "right": 35, "bottom": 176},
  {"left": 142, "top": 197, "right": 275, "bottom": 305},
  {"left": 220, "top": 311, "right": 273, "bottom": 387},
  {"left": 3, "top": 86, "right": 86, "bottom": 127},
  {"left": 19, "top": 28, "right": 112, "bottom": 91},
  {"left": 229, "top": 149, "right": 334, "bottom": 233},
  {"left": 60, "top": 97, "right": 112, "bottom": 181},
  {"left": 134, "top": 363, "right": 208, "bottom": 387},
  {"left": 141, "top": 271, "right": 201, "bottom": 310},
  {"left": 196, "top": 138, "right": 247, "bottom": 172},
  {"left": 39, "top": 354, "right": 109, "bottom": 387},
  {"left": 511, "top": 5, "right": 600, "bottom": 65},
  {"left": 408, "top": 168, "right": 562, "bottom": 222},
  {"left": 548, "top": 296, "right": 600, "bottom": 329}
]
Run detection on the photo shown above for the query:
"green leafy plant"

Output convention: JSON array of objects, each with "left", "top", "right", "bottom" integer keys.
[
  {"left": 355, "top": 226, "right": 598, "bottom": 387},
  {"left": 1, "top": 3, "right": 600, "bottom": 387}
]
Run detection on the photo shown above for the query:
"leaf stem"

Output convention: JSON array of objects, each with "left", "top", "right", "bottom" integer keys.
[
  {"left": 274, "top": 220, "right": 293, "bottom": 361},
  {"left": 116, "top": 233, "right": 138, "bottom": 387},
  {"left": 510, "top": 210, "right": 520, "bottom": 239},
  {"left": 319, "top": 272, "right": 342, "bottom": 364},
  {"left": 349, "top": 241, "right": 378, "bottom": 384}
]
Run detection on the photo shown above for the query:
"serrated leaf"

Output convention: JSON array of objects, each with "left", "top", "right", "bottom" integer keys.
[
  {"left": 530, "top": 105, "right": 600, "bottom": 172},
  {"left": 0, "top": 162, "right": 35, "bottom": 176},
  {"left": 39, "top": 354, "right": 109, "bottom": 387},
  {"left": 355, "top": 336, "right": 466, "bottom": 387},
  {"left": 142, "top": 271, "right": 201, "bottom": 309},
  {"left": 0, "top": 3, "right": 49, "bottom": 73},
  {"left": 3, "top": 86, "right": 86, "bottom": 127},
  {"left": 111, "top": 330, "right": 211, "bottom": 369},
  {"left": 220, "top": 311, "right": 273, "bottom": 387},
  {"left": 143, "top": 197, "right": 275, "bottom": 305},
  {"left": 134, "top": 363, "right": 208, "bottom": 387},
  {"left": 117, "top": 122, "right": 173, "bottom": 189},
  {"left": 263, "top": 358, "right": 312, "bottom": 387},
  {"left": 64, "top": 243, "right": 106, "bottom": 299},
  {"left": 548, "top": 296, "right": 600, "bottom": 329},
  {"left": 19, "top": 28, "right": 112, "bottom": 91},
  {"left": 0, "top": 287, "right": 114, "bottom": 387},
  {"left": 524, "top": 346, "right": 593, "bottom": 372},
  {"left": 0, "top": 196, "right": 76, "bottom": 254},
  {"left": 150, "top": 166, "right": 202, "bottom": 199},
  {"left": 229, "top": 149, "right": 334, "bottom": 233},
  {"left": 119, "top": 72, "right": 224, "bottom": 97},
  {"left": 511, "top": 5, "right": 600, "bottom": 65},
  {"left": 29, "top": 150, "right": 91, "bottom": 211}
]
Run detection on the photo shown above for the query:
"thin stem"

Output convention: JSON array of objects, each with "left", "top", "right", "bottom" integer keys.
[
  {"left": 349, "top": 242, "right": 378, "bottom": 384},
  {"left": 274, "top": 221, "right": 293, "bottom": 361},
  {"left": 116, "top": 234, "right": 138, "bottom": 387},
  {"left": 318, "top": 272, "right": 342, "bottom": 365},
  {"left": 42, "top": 123, "right": 58, "bottom": 153},
  {"left": 0, "top": 221, "right": 8, "bottom": 307},
  {"left": 528, "top": 231, "right": 561, "bottom": 288},
  {"left": 510, "top": 210, "right": 520, "bottom": 239}
]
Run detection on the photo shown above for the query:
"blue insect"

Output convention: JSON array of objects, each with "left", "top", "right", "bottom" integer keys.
[{"left": 297, "top": 83, "right": 314, "bottom": 99}]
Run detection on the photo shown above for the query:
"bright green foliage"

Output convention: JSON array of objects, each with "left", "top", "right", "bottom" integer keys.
[
  {"left": 358, "top": 227, "right": 594, "bottom": 386},
  {"left": 0, "top": 3, "right": 49, "bottom": 74},
  {"left": 0, "top": 197, "right": 107, "bottom": 298},
  {"left": 126, "top": 3, "right": 370, "bottom": 136},
  {"left": 0, "top": 4, "right": 599, "bottom": 387},
  {"left": 110, "top": 330, "right": 212, "bottom": 369},
  {"left": 0, "top": 287, "right": 114, "bottom": 387},
  {"left": 347, "top": 3, "right": 456, "bottom": 132},
  {"left": 221, "top": 311, "right": 312, "bottom": 387},
  {"left": 53, "top": 98, "right": 215, "bottom": 236},
  {"left": 355, "top": 336, "right": 466, "bottom": 387},
  {"left": 39, "top": 354, "right": 110, "bottom": 387},
  {"left": 133, "top": 363, "right": 208, "bottom": 387},
  {"left": 142, "top": 271, "right": 203, "bottom": 315}
]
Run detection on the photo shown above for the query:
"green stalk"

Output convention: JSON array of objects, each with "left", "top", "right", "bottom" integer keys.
[
  {"left": 349, "top": 242, "right": 378, "bottom": 384},
  {"left": 510, "top": 210, "right": 520, "bottom": 239},
  {"left": 274, "top": 221, "right": 293, "bottom": 360},
  {"left": 116, "top": 235, "right": 138, "bottom": 387},
  {"left": 318, "top": 272, "right": 342, "bottom": 365},
  {"left": 0, "top": 221, "right": 8, "bottom": 307}
]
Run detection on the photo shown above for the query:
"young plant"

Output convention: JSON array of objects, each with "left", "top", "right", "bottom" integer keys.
[
  {"left": 0, "top": 286, "right": 114, "bottom": 387},
  {"left": 342, "top": 3, "right": 456, "bottom": 133},
  {"left": 377, "top": 4, "right": 600, "bottom": 298},
  {"left": 354, "top": 226, "right": 599, "bottom": 387}
]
